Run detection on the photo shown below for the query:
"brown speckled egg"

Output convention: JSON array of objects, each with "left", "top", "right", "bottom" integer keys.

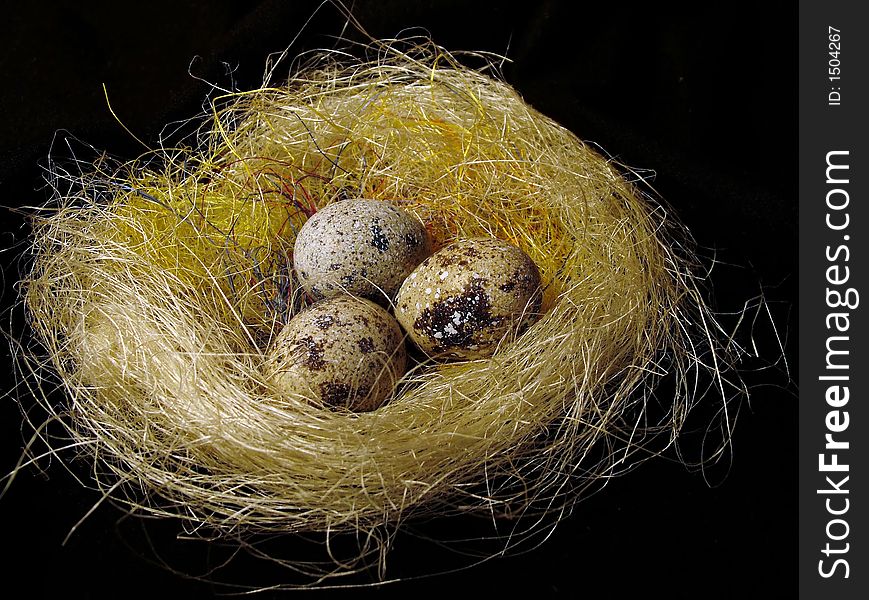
[
  {"left": 293, "top": 199, "right": 431, "bottom": 303},
  {"left": 267, "top": 295, "right": 407, "bottom": 411},
  {"left": 395, "top": 238, "right": 542, "bottom": 360}
]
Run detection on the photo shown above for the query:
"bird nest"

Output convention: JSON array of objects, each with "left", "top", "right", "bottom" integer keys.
[{"left": 16, "top": 41, "right": 736, "bottom": 582}]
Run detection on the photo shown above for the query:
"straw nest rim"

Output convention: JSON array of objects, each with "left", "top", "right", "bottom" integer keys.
[{"left": 11, "top": 39, "right": 741, "bottom": 580}]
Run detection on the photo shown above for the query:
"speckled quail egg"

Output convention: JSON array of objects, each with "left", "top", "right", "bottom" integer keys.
[
  {"left": 267, "top": 295, "right": 407, "bottom": 411},
  {"left": 293, "top": 199, "right": 431, "bottom": 304},
  {"left": 395, "top": 237, "right": 543, "bottom": 360}
]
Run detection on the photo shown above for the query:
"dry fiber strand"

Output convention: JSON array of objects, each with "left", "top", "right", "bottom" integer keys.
[{"left": 14, "top": 41, "right": 738, "bottom": 578}]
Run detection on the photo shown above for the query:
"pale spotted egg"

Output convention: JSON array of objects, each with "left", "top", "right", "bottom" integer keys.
[
  {"left": 267, "top": 295, "right": 407, "bottom": 411},
  {"left": 293, "top": 199, "right": 431, "bottom": 304},
  {"left": 394, "top": 238, "right": 543, "bottom": 360}
]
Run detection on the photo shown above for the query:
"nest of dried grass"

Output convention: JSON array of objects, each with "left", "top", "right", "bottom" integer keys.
[{"left": 14, "top": 40, "right": 737, "bottom": 581}]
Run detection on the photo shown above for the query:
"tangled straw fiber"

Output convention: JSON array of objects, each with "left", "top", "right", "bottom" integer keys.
[{"left": 17, "top": 41, "right": 736, "bottom": 577}]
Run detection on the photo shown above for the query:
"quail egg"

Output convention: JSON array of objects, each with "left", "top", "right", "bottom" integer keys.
[
  {"left": 293, "top": 199, "right": 431, "bottom": 303},
  {"left": 395, "top": 237, "right": 542, "bottom": 360},
  {"left": 267, "top": 295, "right": 407, "bottom": 411}
]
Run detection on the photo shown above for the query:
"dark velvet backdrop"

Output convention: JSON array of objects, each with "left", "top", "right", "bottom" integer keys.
[{"left": 0, "top": 2, "right": 796, "bottom": 598}]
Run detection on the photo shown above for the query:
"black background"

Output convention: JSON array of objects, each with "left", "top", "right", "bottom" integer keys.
[{"left": 1, "top": 1, "right": 796, "bottom": 598}]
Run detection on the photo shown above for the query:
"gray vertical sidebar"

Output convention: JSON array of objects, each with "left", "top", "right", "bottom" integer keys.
[{"left": 799, "top": 2, "right": 867, "bottom": 598}]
